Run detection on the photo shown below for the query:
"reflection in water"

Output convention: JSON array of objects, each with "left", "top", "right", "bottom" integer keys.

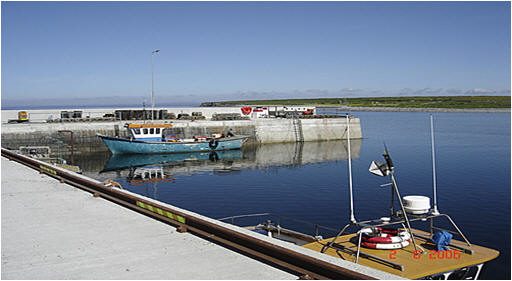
[
  {"left": 129, "top": 165, "right": 176, "bottom": 200},
  {"left": 99, "top": 140, "right": 362, "bottom": 179},
  {"left": 100, "top": 150, "right": 242, "bottom": 199},
  {"left": 101, "top": 150, "right": 243, "bottom": 172},
  {"left": 129, "top": 165, "right": 175, "bottom": 185},
  {"left": 241, "top": 139, "right": 361, "bottom": 168},
  {"left": 95, "top": 140, "right": 362, "bottom": 199}
]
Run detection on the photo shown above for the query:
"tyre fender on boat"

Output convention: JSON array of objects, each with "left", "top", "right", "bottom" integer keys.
[
  {"left": 209, "top": 139, "right": 219, "bottom": 149},
  {"left": 361, "top": 240, "right": 410, "bottom": 250},
  {"left": 360, "top": 228, "right": 411, "bottom": 243}
]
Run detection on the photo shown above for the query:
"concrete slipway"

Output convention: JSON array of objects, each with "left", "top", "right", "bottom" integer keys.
[{"left": 1, "top": 157, "right": 296, "bottom": 279}]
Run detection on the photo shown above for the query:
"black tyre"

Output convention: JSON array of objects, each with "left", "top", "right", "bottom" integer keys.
[{"left": 209, "top": 139, "right": 219, "bottom": 149}]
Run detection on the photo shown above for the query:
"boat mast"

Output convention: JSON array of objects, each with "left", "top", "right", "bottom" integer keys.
[
  {"left": 346, "top": 114, "right": 356, "bottom": 223},
  {"left": 430, "top": 114, "right": 440, "bottom": 215},
  {"left": 151, "top": 49, "right": 160, "bottom": 122}
]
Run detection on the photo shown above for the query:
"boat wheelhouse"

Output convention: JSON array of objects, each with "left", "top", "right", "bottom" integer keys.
[{"left": 127, "top": 124, "right": 173, "bottom": 142}]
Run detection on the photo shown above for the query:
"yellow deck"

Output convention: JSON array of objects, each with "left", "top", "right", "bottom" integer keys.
[{"left": 302, "top": 229, "right": 499, "bottom": 279}]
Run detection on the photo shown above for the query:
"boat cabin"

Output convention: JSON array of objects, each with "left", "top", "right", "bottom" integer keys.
[{"left": 126, "top": 124, "right": 173, "bottom": 142}]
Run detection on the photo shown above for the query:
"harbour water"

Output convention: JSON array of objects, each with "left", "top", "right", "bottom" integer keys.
[{"left": 72, "top": 111, "right": 510, "bottom": 279}]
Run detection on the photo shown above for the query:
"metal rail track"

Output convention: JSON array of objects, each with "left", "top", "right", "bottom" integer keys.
[{"left": 1, "top": 148, "right": 375, "bottom": 280}]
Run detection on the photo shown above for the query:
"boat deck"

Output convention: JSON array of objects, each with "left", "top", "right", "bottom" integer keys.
[{"left": 302, "top": 229, "right": 499, "bottom": 279}]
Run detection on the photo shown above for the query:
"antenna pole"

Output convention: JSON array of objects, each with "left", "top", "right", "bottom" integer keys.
[
  {"left": 346, "top": 114, "right": 356, "bottom": 223},
  {"left": 383, "top": 143, "right": 395, "bottom": 217},
  {"left": 389, "top": 172, "right": 422, "bottom": 252},
  {"left": 430, "top": 115, "right": 440, "bottom": 215}
]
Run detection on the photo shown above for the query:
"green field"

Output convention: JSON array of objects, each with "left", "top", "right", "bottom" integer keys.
[{"left": 201, "top": 96, "right": 510, "bottom": 109}]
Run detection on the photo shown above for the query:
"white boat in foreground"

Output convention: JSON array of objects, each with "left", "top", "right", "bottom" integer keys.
[{"left": 219, "top": 115, "right": 499, "bottom": 280}]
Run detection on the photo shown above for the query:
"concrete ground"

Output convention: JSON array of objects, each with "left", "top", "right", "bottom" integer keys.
[{"left": 1, "top": 157, "right": 296, "bottom": 279}]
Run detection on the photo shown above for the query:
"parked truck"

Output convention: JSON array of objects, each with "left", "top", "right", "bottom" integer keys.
[{"left": 7, "top": 111, "right": 29, "bottom": 123}]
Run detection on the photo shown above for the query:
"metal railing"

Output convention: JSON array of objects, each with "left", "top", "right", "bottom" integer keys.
[{"left": 218, "top": 212, "right": 340, "bottom": 238}]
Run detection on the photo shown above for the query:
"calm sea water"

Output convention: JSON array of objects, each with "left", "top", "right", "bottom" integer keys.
[{"left": 78, "top": 111, "right": 510, "bottom": 279}]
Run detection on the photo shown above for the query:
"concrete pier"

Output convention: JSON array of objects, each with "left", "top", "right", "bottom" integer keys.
[
  {"left": 1, "top": 116, "right": 362, "bottom": 155},
  {"left": 1, "top": 157, "right": 297, "bottom": 279},
  {"left": 2, "top": 151, "right": 403, "bottom": 280}
]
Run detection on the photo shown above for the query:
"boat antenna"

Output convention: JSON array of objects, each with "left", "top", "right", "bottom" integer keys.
[
  {"left": 143, "top": 100, "right": 147, "bottom": 124},
  {"left": 383, "top": 146, "right": 423, "bottom": 252},
  {"left": 383, "top": 142, "right": 395, "bottom": 217},
  {"left": 382, "top": 143, "right": 394, "bottom": 172},
  {"left": 346, "top": 114, "right": 356, "bottom": 223},
  {"left": 430, "top": 114, "right": 440, "bottom": 215}
]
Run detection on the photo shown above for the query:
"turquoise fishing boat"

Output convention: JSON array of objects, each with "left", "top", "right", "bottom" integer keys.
[{"left": 97, "top": 124, "right": 248, "bottom": 155}]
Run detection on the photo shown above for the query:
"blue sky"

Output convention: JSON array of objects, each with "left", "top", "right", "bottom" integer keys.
[{"left": 2, "top": 1, "right": 510, "bottom": 108}]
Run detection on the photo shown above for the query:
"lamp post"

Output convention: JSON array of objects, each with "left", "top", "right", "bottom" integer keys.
[{"left": 151, "top": 49, "right": 160, "bottom": 121}]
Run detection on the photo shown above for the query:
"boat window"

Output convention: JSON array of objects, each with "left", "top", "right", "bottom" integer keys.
[
  {"left": 143, "top": 128, "right": 148, "bottom": 134},
  {"left": 150, "top": 128, "right": 154, "bottom": 134},
  {"left": 156, "top": 128, "right": 160, "bottom": 134},
  {"left": 133, "top": 128, "right": 141, "bottom": 134}
]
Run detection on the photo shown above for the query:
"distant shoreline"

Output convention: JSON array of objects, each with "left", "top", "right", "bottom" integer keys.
[
  {"left": 202, "top": 104, "right": 510, "bottom": 113},
  {"left": 200, "top": 96, "right": 510, "bottom": 113},
  {"left": 1, "top": 105, "right": 508, "bottom": 113},
  {"left": 315, "top": 105, "right": 511, "bottom": 113}
]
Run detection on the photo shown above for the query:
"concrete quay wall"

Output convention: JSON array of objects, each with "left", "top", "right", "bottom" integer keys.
[
  {"left": 1, "top": 118, "right": 362, "bottom": 154},
  {"left": 254, "top": 117, "right": 361, "bottom": 143}
]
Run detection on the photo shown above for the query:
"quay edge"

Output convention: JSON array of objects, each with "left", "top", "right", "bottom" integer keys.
[
  {"left": 1, "top": 148, "right": 401, "bottom": 279},
  {"left": 1, "top": 154, "right": 295, "bottom": 280}
]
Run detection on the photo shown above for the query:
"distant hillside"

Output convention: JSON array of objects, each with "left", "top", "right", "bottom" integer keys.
[{"left": 201, "top": 96, "right": 510, "bottom": 109}]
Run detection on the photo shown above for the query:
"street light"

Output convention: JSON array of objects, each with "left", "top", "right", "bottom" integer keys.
[{"left": 151, "top": 49, "right": 160, "bottom": 121}]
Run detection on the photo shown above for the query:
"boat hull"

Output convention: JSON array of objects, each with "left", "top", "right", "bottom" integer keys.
[{"left": 98, "top": 134, "right": 247, "bottom": 155}]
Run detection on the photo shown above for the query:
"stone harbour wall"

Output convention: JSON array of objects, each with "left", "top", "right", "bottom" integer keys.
[{"left": 1, "top": 117, "right": 362, "bottom": 155}]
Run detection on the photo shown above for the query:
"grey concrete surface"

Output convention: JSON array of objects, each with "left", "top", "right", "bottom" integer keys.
[{"left": 1, "top": 157, "right": 297, "bottom": 280}]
